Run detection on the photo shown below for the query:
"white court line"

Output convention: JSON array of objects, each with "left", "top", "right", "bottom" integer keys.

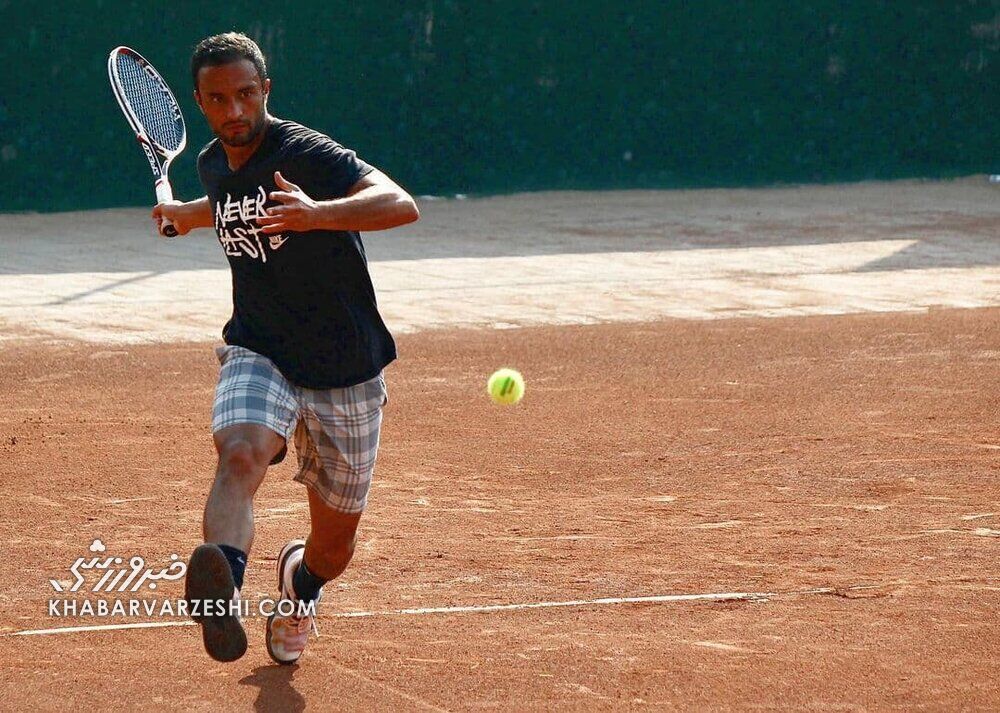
[
  {"left": 6, "top": 587, "right": 824, "bottom": 637},
  {"left": 337, "top": 590, "right": 777, "bottom": 618},
  {"left": 9, "top": 619, "right": 197, "bottom": 636}
]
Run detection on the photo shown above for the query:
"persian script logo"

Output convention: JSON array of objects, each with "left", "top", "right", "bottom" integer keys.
[
  {"left": 215, "top": 186, "right": 289, "bottom": 263},
  {"left": 49, "top": 538, "right": 186, "bottom": 593},
  {"left": 43, "top": 538, "right": 319, "bottom": 620}
]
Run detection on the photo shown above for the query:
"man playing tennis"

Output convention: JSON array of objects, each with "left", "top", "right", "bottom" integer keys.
[{"left": 152, "top": 32, "right": 418, "bottom": 664}]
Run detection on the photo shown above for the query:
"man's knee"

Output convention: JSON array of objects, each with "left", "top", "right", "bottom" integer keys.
[{"left": 214, "top": 430, "right": 281, "bottom": 484}]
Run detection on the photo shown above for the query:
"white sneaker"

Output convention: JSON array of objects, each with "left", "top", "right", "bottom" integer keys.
[{"left": 265, "top": 539, "right": 322, "bottom": 665}]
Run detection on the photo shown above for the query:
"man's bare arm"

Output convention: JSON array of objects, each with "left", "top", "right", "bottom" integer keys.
[
  {"left": 152, "top": 196, "right": 214, "bottom": 236},
  {"left": 257, "top": 169, "right": 419, "bottom": 234}
]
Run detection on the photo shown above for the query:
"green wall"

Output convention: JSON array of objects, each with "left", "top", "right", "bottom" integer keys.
[{"left": 1, "top": 1, "right": 997, "bottom": 212}]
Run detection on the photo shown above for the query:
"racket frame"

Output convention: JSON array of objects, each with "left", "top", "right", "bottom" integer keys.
[{"left": 107, "top": 46, "right": 187, "bottom": 234}]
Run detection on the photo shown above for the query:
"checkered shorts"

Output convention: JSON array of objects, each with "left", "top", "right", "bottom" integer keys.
[{"left": 211, "top": 345, "right": 388, "bottom": 514}]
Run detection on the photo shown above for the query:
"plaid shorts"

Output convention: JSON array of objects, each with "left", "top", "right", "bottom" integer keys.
[{"left": 211, "top": 345, "right": 388, "bottom": 514}]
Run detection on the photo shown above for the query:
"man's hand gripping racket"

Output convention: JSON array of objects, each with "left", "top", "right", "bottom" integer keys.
[{"left": 107, "top": 46, "right": 187, "bottom": 237}]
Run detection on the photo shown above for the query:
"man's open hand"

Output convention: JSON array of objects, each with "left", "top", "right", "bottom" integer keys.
[{"left": 258, "top": 171, "right": 319, "bottom": 233}]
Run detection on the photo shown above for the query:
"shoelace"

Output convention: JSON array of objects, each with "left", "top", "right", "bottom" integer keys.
[
  {"left": 295, "top": 613, "right": 320, "bottom": 638},
  {"left": 280, "top": 613, "right": 320, "bottom": 640},
  {"left": 280, "top": 571, "right": 321, "bottom": 639},
  {"left": 280, "top": 605, "right": 320, "bottom": 638}
]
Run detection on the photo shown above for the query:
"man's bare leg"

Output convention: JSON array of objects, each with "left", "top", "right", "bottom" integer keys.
[
  {"left": 204, "top": 423, "right": 286, "bottom": 552},
  {"left": 186, "top": 423, "right": 284, "bottom": 662},
  {"left": 300, "top": 486, "right": 362, "bottom": 583},
  {"left": 265, "top": 488, "right": 364, "bottom": 664}
]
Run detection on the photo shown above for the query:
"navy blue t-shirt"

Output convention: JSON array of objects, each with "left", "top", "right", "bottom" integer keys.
[{"left": 197, "top": 117, "right": 396, "bottom": 389}]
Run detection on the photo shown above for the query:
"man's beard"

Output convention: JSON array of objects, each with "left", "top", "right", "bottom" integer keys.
[{"left": 217, "top": 113, "right": 266, "bottom": 147}]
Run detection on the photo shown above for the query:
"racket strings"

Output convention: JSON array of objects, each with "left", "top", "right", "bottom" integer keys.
[{"left": 115, "top": 55, "right": 184, "bottom": 152}]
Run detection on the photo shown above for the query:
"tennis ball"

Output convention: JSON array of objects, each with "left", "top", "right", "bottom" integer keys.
[{"left": 487, "top": 368, "right": 525, "bottom": 405}]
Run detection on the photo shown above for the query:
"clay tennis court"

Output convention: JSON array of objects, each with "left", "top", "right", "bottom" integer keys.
[{"left": 1, "top": 181, "right": 998, "bottom": 710}]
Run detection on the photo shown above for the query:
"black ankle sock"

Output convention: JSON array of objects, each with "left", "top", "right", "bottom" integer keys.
[
  {"left": 292, "top": 559, "right": 328, "bottom": 603},
  {"left": 217, "top": 544, "right": 247, "bottom": 590}
]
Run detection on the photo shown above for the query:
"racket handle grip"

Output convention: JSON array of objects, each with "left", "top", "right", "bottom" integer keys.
[{"left": 155, "top": 179, "right": 178, "bottom": 238}]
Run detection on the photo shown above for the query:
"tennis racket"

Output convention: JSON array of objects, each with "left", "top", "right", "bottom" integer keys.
[{"left": 107, "top": 46, "right": 187, "bottom": 237}]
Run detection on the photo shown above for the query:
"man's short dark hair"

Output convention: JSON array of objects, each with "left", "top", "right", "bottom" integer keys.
[{"left": 191, "top": 32, "right": 268, "bottom": 89}]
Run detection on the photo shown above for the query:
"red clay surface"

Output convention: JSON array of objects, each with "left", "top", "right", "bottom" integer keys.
[{"left": 1, "top": 308, "right": 998, "bottom": 711}]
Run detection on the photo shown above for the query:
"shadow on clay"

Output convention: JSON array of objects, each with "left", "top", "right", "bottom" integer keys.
[{"left": 239, "top": 664, "right": 305, "bottom": 713}]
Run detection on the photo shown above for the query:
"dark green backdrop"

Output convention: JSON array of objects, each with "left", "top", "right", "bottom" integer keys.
[{"left": 1, "top": 1, "right": 997, "bottom": 212}]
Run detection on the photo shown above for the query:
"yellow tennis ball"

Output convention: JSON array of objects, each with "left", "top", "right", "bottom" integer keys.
[{"left": 487, "top": 368, "right": 525, "bottom": 405}]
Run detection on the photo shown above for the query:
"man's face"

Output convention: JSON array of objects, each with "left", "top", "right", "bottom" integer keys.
[{"left": 194, "top": 59, "right": 270, "bottom": 148}]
